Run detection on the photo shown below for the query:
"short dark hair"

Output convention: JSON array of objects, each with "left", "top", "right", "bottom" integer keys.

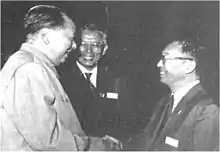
[
  {"left": 169, "top": 39, "right": 205, "bottom": 64},
  {"left": 24, "top": 5, "right": 67, "bottom": 35},
  {"left": 82, "top": 23, "right": 107, "bottom": 34},
  {"left": 179, "top": 40, "right": 204, "bottom": 61},
  {"left": 169, "top": 39, "right": 206, "bottom": 77}
]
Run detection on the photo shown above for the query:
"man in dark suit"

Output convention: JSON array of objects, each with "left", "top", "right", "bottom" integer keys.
[
  {"left": 124, "top": 39, "right": 219, "bottom": 150},
  {"left": 57, "top": 23, "right": 137, "bottom": 140}
]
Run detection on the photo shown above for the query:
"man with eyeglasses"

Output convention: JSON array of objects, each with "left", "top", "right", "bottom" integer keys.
[
  {"left": 57, "top": 23, "right": 136, "bottom": 142},
  {"left": 123, "top": 40, "right": 219, "bottom": 151}
]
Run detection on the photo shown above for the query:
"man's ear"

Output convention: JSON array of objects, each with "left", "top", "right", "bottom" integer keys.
[
  {"left": 102, "top": 44, "right": 108, "bottom": 56},
  {"left": 39, "top": 28, "right": 51, "bottom": 45},
  {"left": 186, "top": 60, "right": 196, "bottom": 74}
]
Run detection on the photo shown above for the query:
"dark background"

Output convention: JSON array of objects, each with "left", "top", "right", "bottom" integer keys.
[{"left": 1, "top": 1, "right": 219, "bottom": 128}]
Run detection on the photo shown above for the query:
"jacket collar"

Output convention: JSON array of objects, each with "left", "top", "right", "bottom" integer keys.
[
  {"left": 172, "top": 83, "right": 205, "bottom": 115},
  {"left": 153, "top": 83, "right": 210, "bottom": 149},
  {"left": 21, "top": 43, "right": 58, "bottom": 77}
]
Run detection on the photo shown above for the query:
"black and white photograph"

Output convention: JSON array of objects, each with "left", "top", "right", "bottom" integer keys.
[{"left": 0, "top": 1, "right": 219, "bottom": 151}]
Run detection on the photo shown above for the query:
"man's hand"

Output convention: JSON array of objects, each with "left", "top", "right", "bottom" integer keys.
[
  {"left": 102, "top": 135, "right": 123, "bottom": 150},
  {"left": 73, "top": 134, "right": 123, "bottom": 151}
]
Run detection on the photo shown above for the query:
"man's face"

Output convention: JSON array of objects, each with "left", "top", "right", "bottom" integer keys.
[
  {"left": 157, "top": 42, "right": 194, "bottom": 86},
  {"left": 47, "top": 15, "right": 76, "bottom": 66},
  {"left": 77, "top": 29, "right": 106, "bottom": 69}
]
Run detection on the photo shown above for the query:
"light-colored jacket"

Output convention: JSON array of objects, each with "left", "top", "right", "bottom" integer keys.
[{"left": 0, "top": 43, "right": 109, "bottom": 151}]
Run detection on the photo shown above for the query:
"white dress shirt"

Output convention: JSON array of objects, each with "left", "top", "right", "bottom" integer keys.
[
  {"left": 76, "top": 61, "right": 98, "bottom": 87},
  {"left": 171, "top": 80, "right": 200, "bottom": 112}
]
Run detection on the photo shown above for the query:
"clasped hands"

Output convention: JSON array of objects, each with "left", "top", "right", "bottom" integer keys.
[
  {"left": 102, "top": 135, "right": 123, "bottom": 150},
  {"left": 73, "top": 134, "right": 123, "bottom": 151}
]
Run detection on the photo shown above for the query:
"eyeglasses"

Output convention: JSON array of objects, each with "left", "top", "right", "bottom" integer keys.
[
  {"left": 81, "top": 42, "right": 103, "bottom": 50},
  {"left": 160, "top": 55, "right": 194, "bottom": 65}
]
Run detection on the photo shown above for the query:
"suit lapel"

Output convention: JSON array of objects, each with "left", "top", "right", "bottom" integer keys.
[
  {"left": 71, "top": 62, "right": 99, "bottom": 102},
  {"left": 96, "top": 66, "right": 102, "bottom": 89},
  {"left": 74, "top": 62, "right": 85, "bottom": 79},
  {"left": 96, "top": 66, "right": 107, "bottom": 90},
  {"left": 153, "top": 84, "right": 209, "bottom": 149},
  {"left": 142, "top": 95, "right": 170, "bottom": 149}
]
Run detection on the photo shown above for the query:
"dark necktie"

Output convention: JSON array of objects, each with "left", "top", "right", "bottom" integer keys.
[
  {"left": 152, "top": 94, "right": 174, "bottom": 149},
  {"left": 166, "top": 94, "right": 174, "bottom": 118},
  {"left": 157, "top": 94, "right": 174, "bottom": 136},
  {"left": 85, "top": 72, "right": 92, "bottom": 80},
  {"left": 85, "top": 72, "right": 96, "bottom": 89}
]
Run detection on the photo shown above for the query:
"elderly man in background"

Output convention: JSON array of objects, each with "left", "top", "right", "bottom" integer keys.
[
  {"left": 57, "top": 22, "right": 138, "bottom": 141},
  {"left": 0, "top": 5, "right": 121, "bottom": 151}
]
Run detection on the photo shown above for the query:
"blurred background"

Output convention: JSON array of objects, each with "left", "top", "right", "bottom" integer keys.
[{"left": 1, "top": 1, "right": 219, "bottom": 133}]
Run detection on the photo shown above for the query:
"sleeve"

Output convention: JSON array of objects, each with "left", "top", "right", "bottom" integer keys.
[
  {"left": 193, "top": 104, "right": 219, "bottom": 151},
  {"left": 5, "top": 63, "right": 85, "bottom": 150}
]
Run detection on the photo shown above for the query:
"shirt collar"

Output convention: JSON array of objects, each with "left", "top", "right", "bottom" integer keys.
[
  {"left": 76, "top": 61, "right": 98, "bottom": 77},
  {"left": 172, "top": 80, "right": 200, "bottom": 111},
  {"left": 20, "top": 43, "right": 58, "bottom": 77}
]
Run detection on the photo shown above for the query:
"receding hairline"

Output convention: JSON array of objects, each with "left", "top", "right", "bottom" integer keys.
[
  {"left": 81, "top": 29, "right": 107, "bottom": 43},
  {"left": 164, "top": 41, "right": 198, "bottom": 61},
  {"left": 61, "top": 13, "right": 75, "bottom": 29},
  {"left": 164, "top": 41, "right": 183, "bottom": 52},
  {"left": 25, "top": 12, "right": 75, "bottom": 39}
]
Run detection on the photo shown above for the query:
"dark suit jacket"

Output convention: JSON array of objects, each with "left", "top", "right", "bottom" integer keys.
[
  {"left": 57, "top": 59, "right": 137, "bottom": 139},
  {"left": 125, "top": 83, "right": 219, "bottom": 151}
]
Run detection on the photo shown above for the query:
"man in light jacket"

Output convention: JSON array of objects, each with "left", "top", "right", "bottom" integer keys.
[{"left": 0, "top": 5, "right": 121, "bottom": 151}]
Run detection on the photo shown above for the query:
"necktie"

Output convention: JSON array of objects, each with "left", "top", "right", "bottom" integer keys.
[
  {"left": 85, "top": 73, "right": 96, "bottom": 89},
  {"left": 85, "top": 72, "right": 92, "bottom": 80},
  {"left": 152, "top": 94, "right": 174, "bottom": 149},
  {"left": 157, "top": 94, "right": 174, "bottom": 137},
  {"left": 167, "top": 94, "right": 174, "bottom": 117}
]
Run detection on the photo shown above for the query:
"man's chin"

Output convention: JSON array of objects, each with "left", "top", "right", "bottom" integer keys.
[
  {"left": 81, "top": 60, "right": 95, "bottom": 66},
  {"left": 85, "top": 64, "right": 97, "bottom": 69},
  {"left": 83, "top": 62, "right": 97, "bottom": 69},
  {"left": 78, "top": 58, "right": 97, "bottom": 69},
  {"left": 56, "top": 57, "right": 67, "bottom": 66},
  {"left": 160, "top": 77, "right": 167, "bottom": 83}
]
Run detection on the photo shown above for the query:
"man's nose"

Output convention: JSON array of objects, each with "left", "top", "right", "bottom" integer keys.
[
  {"left": 85, "top": 45, "right": 93, "bottom": 53},
  {"left": 157, "top": 59, "right": 163, "bottom": 67},
  {"left": 72, "top": 41, "right": 77, "bottom": 50}
]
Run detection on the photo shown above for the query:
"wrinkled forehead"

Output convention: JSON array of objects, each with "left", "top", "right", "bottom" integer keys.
[
  {"left": 81, "top": 29, "right": 103, "bottom": 42},
  {"left": 162, "top": 41, "right": 187, "bottom": 57}
]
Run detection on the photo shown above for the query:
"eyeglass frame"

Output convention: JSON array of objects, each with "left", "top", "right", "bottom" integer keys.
[
  {"left": 159, "top": 55, "right": 195, "bottom": 65},
  {"left": 80, "top": 42, "right": 104, "bottom": 50}
]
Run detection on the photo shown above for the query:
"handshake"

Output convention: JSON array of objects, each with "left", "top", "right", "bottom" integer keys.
[
  {"left": 74, "top": 134, "right": 123, "bottom": 151},
  {"left": 102, "top": 135, "right": 123, "bottom": 150}
]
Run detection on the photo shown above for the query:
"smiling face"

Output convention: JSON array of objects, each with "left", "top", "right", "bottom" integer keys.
[
  {"left": 47, "top": 15, "right": 76, "bottom": 66},
  {"left": 77, "top": 29, "right": 107, "bottom": 69},
  {"left": 157, "top": 42, "right": 195, "bottom": 87}
]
